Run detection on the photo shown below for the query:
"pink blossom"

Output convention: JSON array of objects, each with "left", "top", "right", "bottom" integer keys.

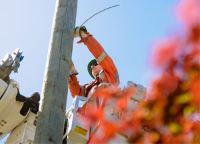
[
  {"left": 176, "top": 0, "right": 200, "bottom": 28},
  {"left": 151, "top": 36, "right": 180, "bottom": 69}
]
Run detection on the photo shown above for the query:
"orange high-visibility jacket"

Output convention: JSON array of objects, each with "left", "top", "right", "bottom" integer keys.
[{"left": 69, "top": 33, "right": 120, "bottom": 98}]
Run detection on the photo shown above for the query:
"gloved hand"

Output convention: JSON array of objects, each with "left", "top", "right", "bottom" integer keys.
[
  {"left": 70, "top": 60, "right": 79, "bottom": 75},
  {"left": 74, "top": 26, "right": 87, "bottom": 39}
]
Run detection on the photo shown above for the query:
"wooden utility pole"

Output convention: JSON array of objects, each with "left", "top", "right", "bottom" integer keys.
[{"left": 34, "top": 0, "right": 77, "bottom": 143}]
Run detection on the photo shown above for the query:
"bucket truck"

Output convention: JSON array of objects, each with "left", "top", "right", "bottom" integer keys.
[{"left": 0, "top": 49, "right": 40, "bottom": 144}]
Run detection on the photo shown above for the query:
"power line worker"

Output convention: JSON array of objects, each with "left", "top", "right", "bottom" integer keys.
[{"left": 69, "top": 26, "right": 120, "bottom": 98}]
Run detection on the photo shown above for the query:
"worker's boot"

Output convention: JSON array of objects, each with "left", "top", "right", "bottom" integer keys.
[{"left": 74, "top": 26, "right": 87, "bottom": 39}]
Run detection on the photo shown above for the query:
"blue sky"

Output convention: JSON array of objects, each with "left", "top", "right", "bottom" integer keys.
[{"left": 0, "top": 0, "right": 180, "bottom": 142}]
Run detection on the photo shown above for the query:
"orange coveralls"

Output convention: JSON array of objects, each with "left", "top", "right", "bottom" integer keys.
[{"left": 69, "top": 33, "right": 120, "bottom": 98}]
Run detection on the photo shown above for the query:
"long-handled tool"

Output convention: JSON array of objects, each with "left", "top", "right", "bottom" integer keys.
[{"left": 80, "top": 5, "right": 120, "bottom": 27}]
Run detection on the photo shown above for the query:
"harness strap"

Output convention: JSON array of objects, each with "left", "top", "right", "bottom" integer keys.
[{"left": 85, "top": 75, "right": 100, "bottom": 97}]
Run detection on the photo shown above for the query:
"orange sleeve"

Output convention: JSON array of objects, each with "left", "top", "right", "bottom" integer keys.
[
  {"left": 78, "top": 33, "right": 120, "bottom": 86},
  {"left": 69, "top": 75, "right": 84, "bottom": 98}
]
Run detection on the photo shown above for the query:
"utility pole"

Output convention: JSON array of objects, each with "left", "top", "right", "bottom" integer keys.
[{"left": 34, "top": 0, "right": 77, "bottom": 143}]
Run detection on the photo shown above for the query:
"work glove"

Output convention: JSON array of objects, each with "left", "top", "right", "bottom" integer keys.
[
  {"left": 70, "top": 60, "right": 79, "bottom": 76},
  {"left": 74, "top": 26, "right": 87, "bottom": 39}
]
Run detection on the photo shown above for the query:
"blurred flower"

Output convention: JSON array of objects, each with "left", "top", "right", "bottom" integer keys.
[
  {"left": 151, "top": 36, "right": 180, "bottom": 70},
  {"left": 176, "top": 0, "right": 200, "bottom": 28}
]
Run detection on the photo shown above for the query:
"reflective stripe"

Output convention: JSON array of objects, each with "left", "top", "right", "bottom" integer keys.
[
  {"left": 99, "top": 70, "right": 119, "bottom": 84},
  {"left": 116, "top": 71, "right": 119, "bottom": 84},
  {"left": 99, "top": 70, "right": 105, "bottom": 82},
  {"left": 81, "top": 86, "right": 85, "bottom": 96},
  {"left": 96, "top": 51, "right": 107, "bottom": 63}
]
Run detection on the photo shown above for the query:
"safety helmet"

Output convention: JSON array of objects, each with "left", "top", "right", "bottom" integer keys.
[{"left": 87, "top": 59, "right": 97, "bottom": 79}]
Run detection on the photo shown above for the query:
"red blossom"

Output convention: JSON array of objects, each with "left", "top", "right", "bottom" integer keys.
[
  {"left": 151, "top": 36, "right": 180, "bottom": 70},
  {"left": 189, "top": 75, "right": 200, "bottom": 109}
]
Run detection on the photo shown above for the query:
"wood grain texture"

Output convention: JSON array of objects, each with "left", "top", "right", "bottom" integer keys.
[{"left": 34, "top": 0, "right": 77, "bottom": 143}]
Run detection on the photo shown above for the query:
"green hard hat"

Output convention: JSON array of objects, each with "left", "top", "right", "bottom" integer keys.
[{"left": 87, "top": 59, "right": 97, "bottom": 79}]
